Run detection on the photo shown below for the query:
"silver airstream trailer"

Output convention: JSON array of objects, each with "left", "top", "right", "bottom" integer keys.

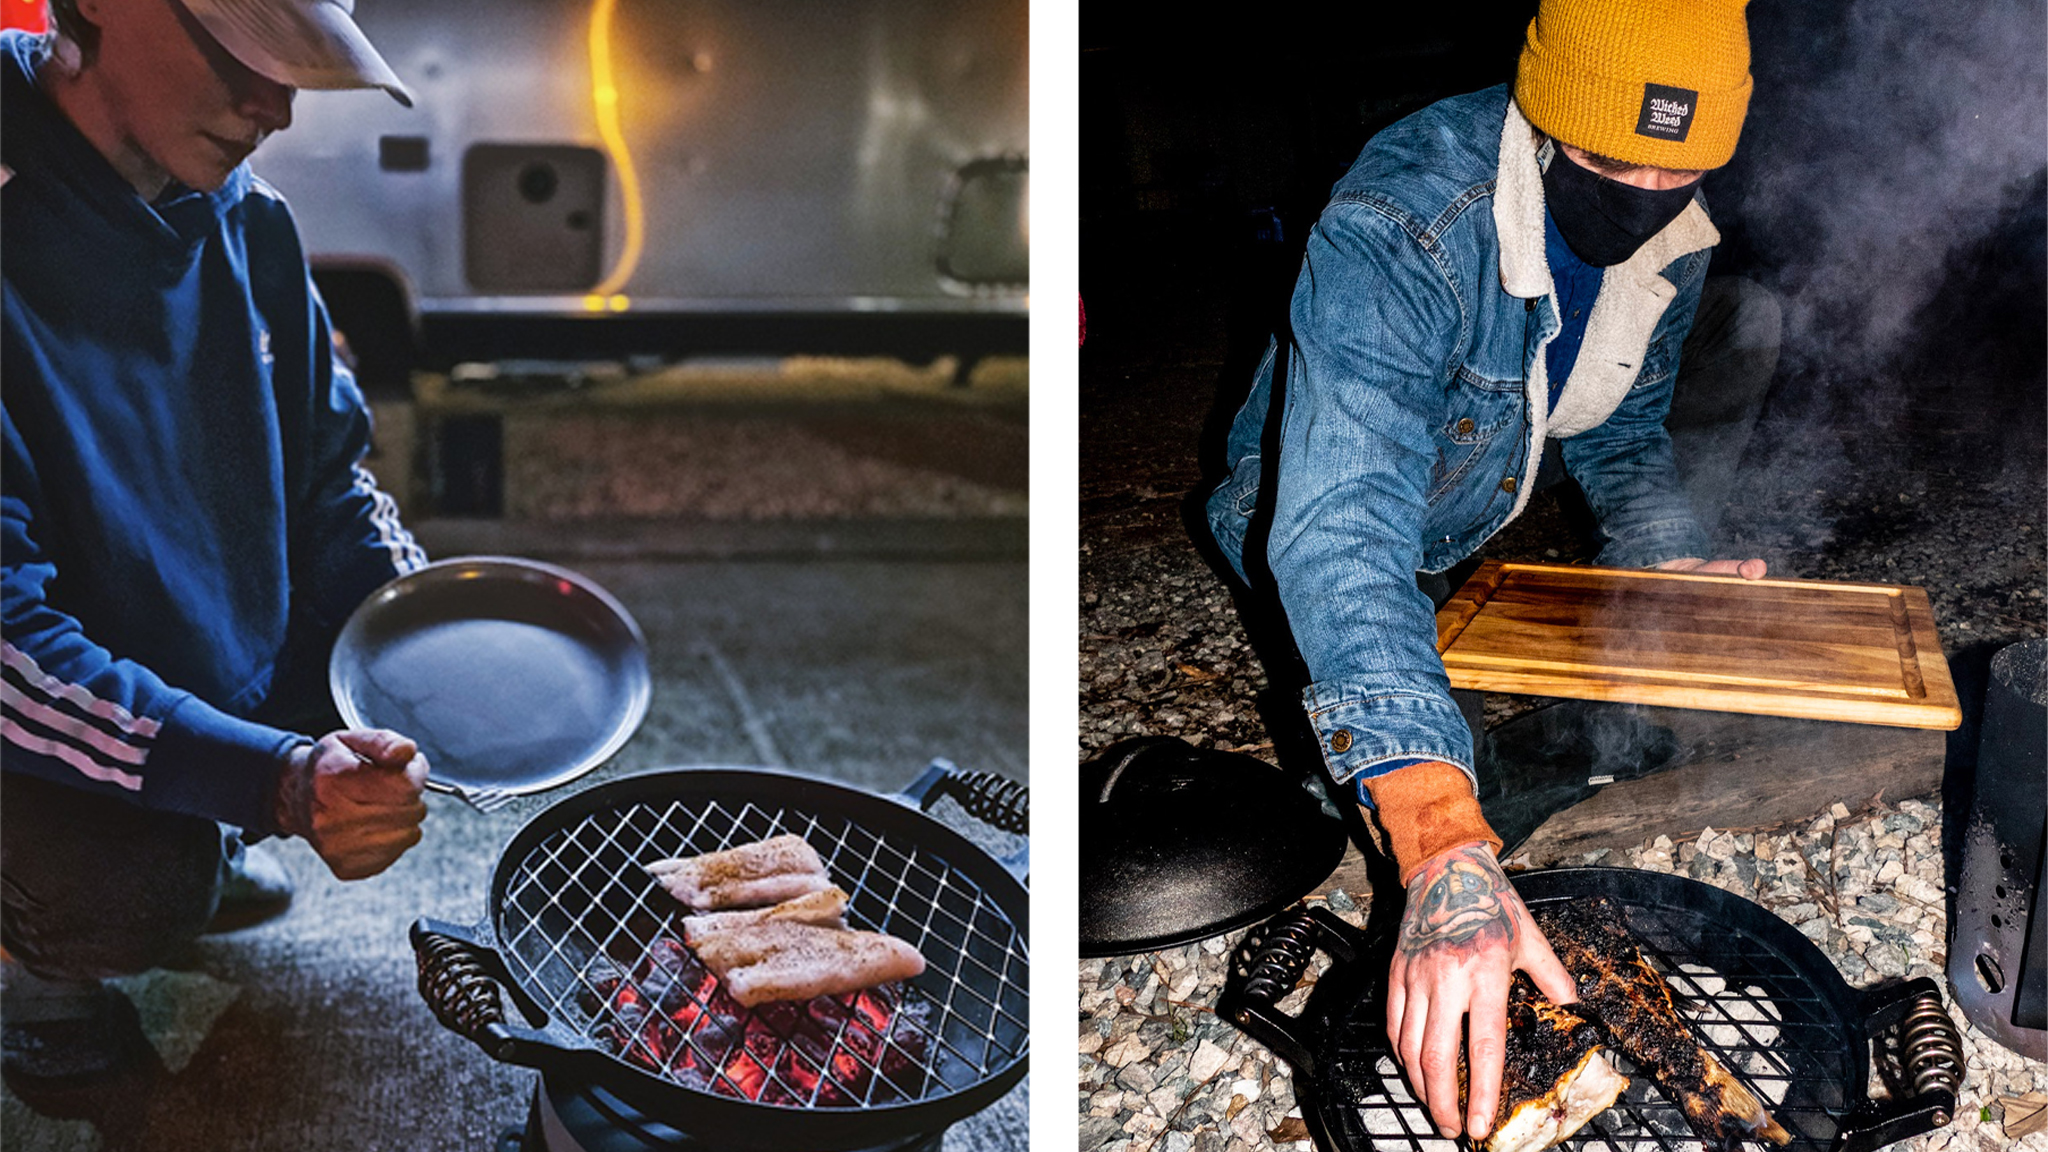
[{"left": 255, "top": 0, "right": 1029, "bottom": 384}]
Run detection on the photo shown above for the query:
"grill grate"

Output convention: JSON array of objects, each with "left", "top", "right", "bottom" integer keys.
[
  {"left": 495, "top": 794, "right": 1030, "bottom": 1110},
  {"left": 1317, "top": 893, "right": 1859, "bottom": 1152}
]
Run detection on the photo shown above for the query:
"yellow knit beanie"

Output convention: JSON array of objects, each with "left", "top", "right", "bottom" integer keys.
[{"left": 1515, "top": 0, "right": 1753, "bottom": 171}]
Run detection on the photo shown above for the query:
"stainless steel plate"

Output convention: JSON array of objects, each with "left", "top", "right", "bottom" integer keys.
[{"left": 330, "top": 557, "right": 650, "bottom": 798}]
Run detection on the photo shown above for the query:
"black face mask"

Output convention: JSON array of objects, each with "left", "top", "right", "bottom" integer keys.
[{"left": 1542, "top": 149, "right": 1700, "bottom": 268}]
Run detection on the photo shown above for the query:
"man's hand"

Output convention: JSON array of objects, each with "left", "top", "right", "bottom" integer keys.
[
  {"left": 1656, "top": 556, "right": 1767, "bottom": 580},
  {"left": 1385, "top": 842, "right": 1577, "bottom": 1141},
  {"left": 275, "top": 729, "right": 429, "bottom": 880}
]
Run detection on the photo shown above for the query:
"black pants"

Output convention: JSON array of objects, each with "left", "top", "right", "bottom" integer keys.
[{"left": 1, "top": 774, "right": 234, "bottom": 983}]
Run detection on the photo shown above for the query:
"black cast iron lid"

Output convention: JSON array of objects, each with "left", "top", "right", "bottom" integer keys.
[{"left": 1080, "top": 736, "right": 1348, "bottom": 957}]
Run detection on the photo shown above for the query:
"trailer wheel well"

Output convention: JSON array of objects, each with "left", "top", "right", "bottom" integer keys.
[{"left": 311, "top": 265, "right": 418, "bottom": 401}]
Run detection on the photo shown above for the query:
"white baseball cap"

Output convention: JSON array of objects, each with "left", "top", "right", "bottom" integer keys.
[{"left": 182, "top": 0, "right": 413, "bottom": 107}]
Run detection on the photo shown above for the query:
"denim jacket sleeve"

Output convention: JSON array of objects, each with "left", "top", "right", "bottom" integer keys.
[
  {"left": 1266, "top": 199, "right": 1481, "bottom": 794},
  {"left": 1560, "top": 250, "right": 1712, "bottom": 568}
]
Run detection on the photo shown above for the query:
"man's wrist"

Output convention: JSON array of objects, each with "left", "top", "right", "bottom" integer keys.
[{"left": 272, "top": 740, "right": 317, "bottom": 839}]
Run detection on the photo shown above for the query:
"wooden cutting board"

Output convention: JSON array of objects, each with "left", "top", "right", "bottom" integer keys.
[{"left": 1435, "top": 561, "right": 1961, "bottom": 730}]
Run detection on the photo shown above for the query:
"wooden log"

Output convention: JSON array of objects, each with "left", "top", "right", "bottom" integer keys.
[{"left": 1509, "top": 706, "right": 1946, "bottom": 864}]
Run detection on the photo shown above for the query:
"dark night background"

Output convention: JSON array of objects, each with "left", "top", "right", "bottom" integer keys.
[{"left": 1080, "top": 0, "right": 2047, "bottom": 462}]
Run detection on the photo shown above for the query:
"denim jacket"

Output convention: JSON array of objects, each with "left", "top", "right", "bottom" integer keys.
[{"left": 1205, "top": 86, "right": 1717, "bottom": 794}]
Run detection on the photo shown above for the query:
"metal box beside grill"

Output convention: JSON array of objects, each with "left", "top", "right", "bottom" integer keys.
[{"left": 1949, "top": 638, "right": 2048, "bottom": 1060}]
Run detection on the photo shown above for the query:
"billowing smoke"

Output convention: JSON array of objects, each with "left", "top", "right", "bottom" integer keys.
[
  {"left": 1711, "top": 0, "right": 2046, "bottom": 557},
  {"left": 1739, "top": 0, "right": 2045, "bottom": 374}
]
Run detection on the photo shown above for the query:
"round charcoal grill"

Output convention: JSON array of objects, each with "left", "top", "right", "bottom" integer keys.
[
  {"left": 412, "top": 763, "right": 1028, "bottom": 1151},
  {"left": 1220, "top": 868, "right": 1963, "bottom": 1152}
]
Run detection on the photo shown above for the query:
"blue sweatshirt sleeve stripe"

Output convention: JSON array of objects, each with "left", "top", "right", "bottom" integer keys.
[
  {"left": 285, "top": 270, "right": 426, "bottom": 624},
  {"left": 2, "top": 647, "right": 151, "bottom": 789},
  {"left": 3, "top": 497, "right": 296, "bottom": 831},
  {"left": 350, "top": 462, "right": 427, "bottom": 573}
]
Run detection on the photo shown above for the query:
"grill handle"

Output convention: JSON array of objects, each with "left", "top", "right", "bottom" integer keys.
[
  {"left": 413, "top": 920, "right": 509, "bottom": 1046},
  {"left": 409, "top": 918, "right": 618, "bottom": 1080},
  {"left": 1832, "top": 977, "right": 1963, "bottom": 1152},
  {"left": 898, "top": 758, "right": 1029, "bottom": 880},
  {"left": 1215, "top": 906, "right": 1362, "bottom": 1076}
]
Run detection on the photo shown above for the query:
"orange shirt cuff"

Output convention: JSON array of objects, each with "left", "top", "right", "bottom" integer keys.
[{"left": 1360, "top": 760, "right": 1504, "bottom": 884}]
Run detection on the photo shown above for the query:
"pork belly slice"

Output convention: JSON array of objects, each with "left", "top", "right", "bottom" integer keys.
[
  {"left": 646, "top": 833, "right": 832, "bottom": 910},
  {"left": 1535, "top": 898, "right": 1793, "bottom": 1149},
  {"left": 681, "top": 886, "right": 850, "bottom": 947},
  {"left": 691, "top": 921, "right": 926, "bottom": 1008},
  {"left": 1465, "top": 974, "right": 1630, "bottom": 1152}
]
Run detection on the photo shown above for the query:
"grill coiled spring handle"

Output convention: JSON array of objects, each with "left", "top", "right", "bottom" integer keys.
[
  {"left": 1838, "top": 977, "right": 1965, "bottom": 1152},
  {"left": 932, "top": 770, "right": 1028, "bottom": 835},
  {"left": 1215, "top": 906, "right": 1360, "bottom": 1076},
  {"left": 411, "top": 920, "right": 522, "bottom": 1062},
  {"left": 1890, "top": 985, "right": 1964, "bottom": 1101},
  {"left": 901, "top": 758, "right": 1030, "bottom": 880}
]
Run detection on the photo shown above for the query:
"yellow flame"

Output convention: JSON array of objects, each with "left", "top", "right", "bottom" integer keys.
[{"left": 588, "top": 0, "right": 645, "bottom": 297}]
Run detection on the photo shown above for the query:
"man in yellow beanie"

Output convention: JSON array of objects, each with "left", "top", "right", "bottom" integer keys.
[{"left": 1204, "top": 0, "right": 1776, "bottom": 1141}]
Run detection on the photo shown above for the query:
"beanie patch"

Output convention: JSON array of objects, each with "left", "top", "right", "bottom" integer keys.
[{"left": 1636, "top": 84, "right": 1698, "bottom": 143}]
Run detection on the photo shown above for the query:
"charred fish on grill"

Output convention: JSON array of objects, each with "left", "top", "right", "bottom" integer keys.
[
  {"left": 1467, "top": 973, "right": 1632, "bottom": 1152},
  {"left": 1533, "top": 897, "right": 1793, "bottom": 1150}
]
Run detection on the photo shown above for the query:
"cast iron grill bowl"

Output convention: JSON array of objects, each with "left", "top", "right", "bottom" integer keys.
[
  {"left": 412, "top": 763, "right": 1028, "bottom": 1150},
  {"left": 1218, "top": 868, "right": 1962, "bottom": 1152}
]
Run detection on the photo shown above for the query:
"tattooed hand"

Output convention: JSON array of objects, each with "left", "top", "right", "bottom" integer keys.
[{"left": 1385, "top": 841, "right": 1577, "bottom": 1142}]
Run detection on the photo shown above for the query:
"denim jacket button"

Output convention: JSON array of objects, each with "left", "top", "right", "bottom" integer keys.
[
  {"left": 1499, "top": 475, "right": 1518, "bottom": 493},
  {"left": 1328, "top": 730, "right": 1353, "bottom": 753},
  {"left": 1456, "top": 417, "right": 1476, "bottom": 436}
]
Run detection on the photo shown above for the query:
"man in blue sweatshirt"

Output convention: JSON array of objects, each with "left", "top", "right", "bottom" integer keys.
[{"left": 2, "top": 0, "right": 429, "bottom": 1081}]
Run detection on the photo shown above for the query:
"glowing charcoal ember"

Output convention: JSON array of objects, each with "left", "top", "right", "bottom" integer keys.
[
  {"left": 579, "top": 955, "right": 625, "bottom": 1015},
  {"left": 724, "top": 1050, "right": 769, "bottom": 1100},
  {"left": 603, "top": 983, "right": 674, "bottom": 1072},
  {"left": 753, "top": 999, "right": 836, "bottom": 1068},
  {"left": 685, "top": 1010, "right": 746, "bottom": 1069},
  {"left": 635, "top": 938, "right": 707, "bottom": 1016},
  {"left": 592, "top": 930, "right": 931, "bottom": 1106},
  {"left": 855, "top": 990, "right": 892, "bottom": 1032}
]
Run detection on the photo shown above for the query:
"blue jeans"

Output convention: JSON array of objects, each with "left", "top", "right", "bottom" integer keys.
[{"left": 1, "top": 773, "right": 233, "bottom": 982}]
